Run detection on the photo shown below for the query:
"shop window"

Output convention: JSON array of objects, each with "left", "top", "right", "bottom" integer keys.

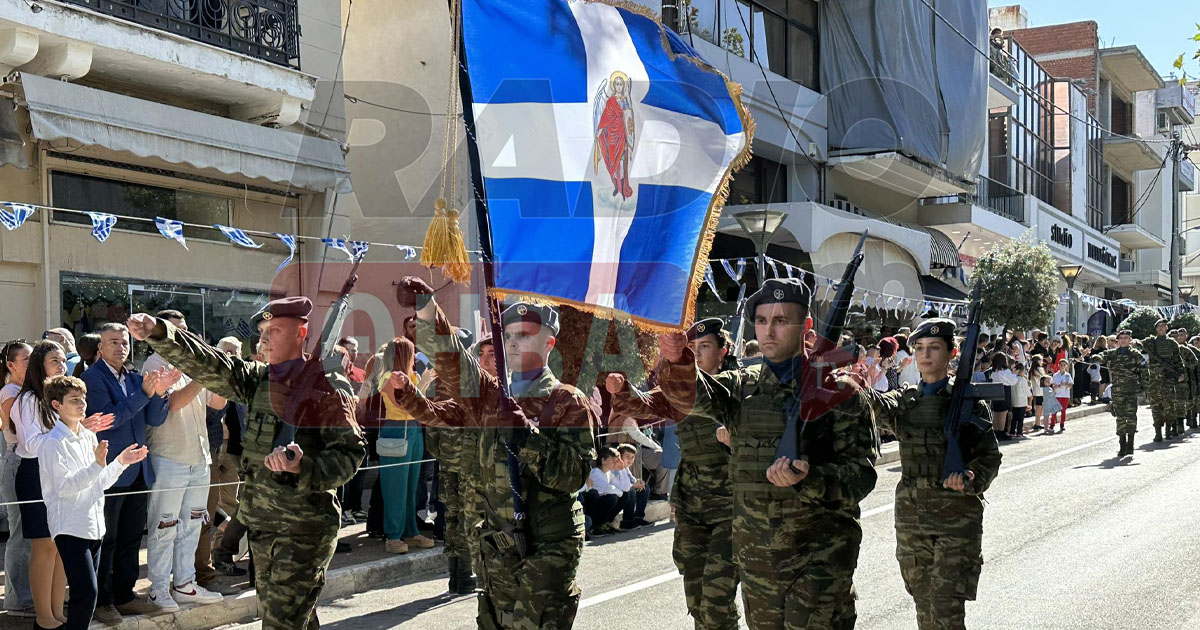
[{"left": 51, "top": 171, "right": 230, "bottom": 242}]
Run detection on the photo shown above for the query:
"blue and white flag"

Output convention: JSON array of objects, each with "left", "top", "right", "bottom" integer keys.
[
  {"left": 350, "top": 240, "right": 370, "bottom": 261},
  {"left": 463, "top": 0, "right": 751, "bottom": 328},
  {"left": 323, "top": 238, "right": 352, "bottom": 260},
  {"left": 396, "top": 245, "right": 418, "bottom": 260},
  {"left": 155, "top": 217, "right": 188, "bottom": 250},
  {"left": 273, "top": 233, "right": 297, "bottom": 273},
  {"left": 215, "top": 224, "right": 263, "bottom": 249},
  {"left": 86, "top": 211, "right": 117, "bottom": 243},
  {"left": 0, "top": 203, "right": 34, "bottom": 231}
]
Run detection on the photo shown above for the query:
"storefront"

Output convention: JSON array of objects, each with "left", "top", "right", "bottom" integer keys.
[{"left": 1031, "top": 201, "right": 1121, "bottom": 333}]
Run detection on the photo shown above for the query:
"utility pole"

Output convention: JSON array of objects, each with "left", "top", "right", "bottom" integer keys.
[{"left": 1172, "top": 132, "right": 1181, "bottom": 305}]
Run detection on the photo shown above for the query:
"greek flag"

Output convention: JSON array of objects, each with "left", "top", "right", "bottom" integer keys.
[
  {"left": 86, "top": 211, "right": 117, "bottom": 243},
  {"left": 155, "top": 217, "right": 188, "bottom": 250},
  {"left": 0, "top": 203, "right": 34, "bottom": 231},
  {"left": 215, "top": 224, "right": 263, "bottom": 249},
  {"left": 463, "top": 0, "right": 751, "bottom": 328},
  {"left": 273, "top": 233, "right": 297, "bottom": 273},
  {"left": 396, "top": 245, "right": 418, "bottom": 260},
  {"left": 350, "top": 240, "right": 370, "bottom": 261}
]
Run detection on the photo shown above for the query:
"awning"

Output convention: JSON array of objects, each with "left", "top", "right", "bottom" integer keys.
[
  {"left": 0, "top": 105, "right": 28, "bottom": 169},
  {"left": 20, "top": 73, "right": 350, "bottom": 193},
  {"left": 920, "top": 274, "right": 968, "bottom": 301},
  {"left": 899, "top": 221, "right": 960, "bottom": 269},
  {"left": 810, "top": 233, "right": 924, "bottom": 302}
]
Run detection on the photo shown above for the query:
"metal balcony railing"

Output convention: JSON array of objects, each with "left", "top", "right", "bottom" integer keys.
[
  {"left": 921, "top": 176, "right": 1026, "bottom": 224},
  {"left": 60, "top": 0, "right": 300, "bottom": 69},
  {"left": 989, "top": 38, "right": 1017, "bottom": 86}
]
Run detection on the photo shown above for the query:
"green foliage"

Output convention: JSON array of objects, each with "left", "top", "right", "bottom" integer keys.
[
  {"left": 1173, "top": 24, "right": 1200, "bottom": 82},
  {"left": 970, "top": 233, "right": 1059, "bottom": 331},
  {"left": 1118, "top": 307, "right": 1163, "bottom": 340},
  {"left": 1170, "top": 311, "right": 1200, "bottom": 337}
]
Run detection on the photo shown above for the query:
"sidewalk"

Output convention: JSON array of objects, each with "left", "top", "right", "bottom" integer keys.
[{"left": 0, "top": 402, "right": 1117, "bottom": 630}]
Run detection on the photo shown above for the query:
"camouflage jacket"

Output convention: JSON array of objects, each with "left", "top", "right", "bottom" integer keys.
[
  {"left": 611, "top": 383, "right": 732, "bottom": 514},
  {"left": 1142, "top": 335, "right": 1184, "bottom": 380},
  {"left": 657, "top": 349, "right": 879, "bottom": 516},
  {"left": 1180, "top": 346, "right": 1199, "bottom": 394},
  {"left": 408, "top": 305, "right": 596, "bottom": 542},
  {"left": 1098, "top": 347, "right": 1147, "bottom": 392},
  {"left": 146, "top": 320, "right": 365, "bottom": 535}
]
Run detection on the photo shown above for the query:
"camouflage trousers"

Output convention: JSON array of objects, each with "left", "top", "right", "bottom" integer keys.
[
  {"left": 475, "top": 531, "right": 584, "bottom": 630},
  {"left": 1175, "top": 384, "right": 1194, "bottom": 419},
  {"left": 1148, "top": 384, "right": 1173, "bottom": 429},
  {"left": 440, "top": 469, "right": 476, "bottom": 560},
  {"left": 735, "top": 494, "right": 859, "bottom": 630},
  {"left": 1109, "top": 389, "right": 1139, "bottom": 435},
  {"left": 672, "top": 508, "right": 739, "bottom": 630},
  {"left": 895, "top": 528, "right": 982, "bottom": 630},
  {"left": 248, "top": 527, "right": 337, "bottom": 630}
]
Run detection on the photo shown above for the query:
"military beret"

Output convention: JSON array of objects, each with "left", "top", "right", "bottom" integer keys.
[
  {"left": 501, "top": 302, "right": 560, "bottom": 335},
  {"left": 1116, "top": 329, "right": 1133, "bottom": 337},
  {"left": 687, "top": 317, "right": 724, "bottom": 342},
  {"left": 1155, "top": 318, "right": 1169, "bottom": 326},
  {"left": 252, "top": 296, "right": 312, "bottom": 325},
  {"left": 743, "top": 278, "right": 811, "bottom": 318},
  {"left": 1172, "top": 328, "right": 1186, "bottom": 336},
  {"left": 909, "top": 318, "right": 956, "bottom": 345}
]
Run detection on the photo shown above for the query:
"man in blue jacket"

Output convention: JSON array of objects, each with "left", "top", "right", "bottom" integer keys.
[{"left": 81, "top": 322, "right": 175, "bottom": 623}]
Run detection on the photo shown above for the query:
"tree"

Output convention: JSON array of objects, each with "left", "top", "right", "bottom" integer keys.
[
  {"left": 1118, "top": 307, "right": 1163, "bottom": 340},
  {"left": 970, "top": 233, "right": 1059, "bottom": 332},
  {"left": 1170, "top": 311, "right": 1200, "bottom": 337},
  {"left": 1172, "top": 24, "right": 1200, "bottom": 82}
]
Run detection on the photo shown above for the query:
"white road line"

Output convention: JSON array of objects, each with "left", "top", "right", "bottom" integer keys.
[
  {"left": 580, "top": 432, "right": 1119, "bottom": 608},
  {"left": 861, "top": 435, "right": 1117, "bottom": 519}
]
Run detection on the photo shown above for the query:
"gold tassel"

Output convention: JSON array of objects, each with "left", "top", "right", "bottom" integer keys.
[{"left": 421, "top": 198, "right": 472, "bottom": 284}]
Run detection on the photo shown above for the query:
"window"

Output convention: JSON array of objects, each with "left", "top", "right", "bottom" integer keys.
[
  {"left": 51, "top": 171, "right": 230, "bottom": 242},
  {"left": 990, "top": 37, "right": 1053, "bottom": 206},
  {"left": 729, "top": 155, "right": 788, "bottom": 205},
  {"left": 667, "top": 0, "right": 819, "bottom": 91},
  {"left": 1110, "top": 175, "right": 1132, "bottom": 225}
]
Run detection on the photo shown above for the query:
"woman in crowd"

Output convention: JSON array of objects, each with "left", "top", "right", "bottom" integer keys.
[
  {"left": 70, "top": 335, "right": 100, "bottom": 379},
  {"left": 0, "top": 340, "right": 34, "bottom": 617},
  {"left": 989, "top": 353, "right": 1019, "bottom": 440},
  {"left": 375, "top": 337, "right": 436, "bottom": 554},
  {"left": 1029, "top": 356, "right": 1048, "bottom": 431},
  {"left": 1009, "top": 363, "right": 1033, "bottom": 437}
]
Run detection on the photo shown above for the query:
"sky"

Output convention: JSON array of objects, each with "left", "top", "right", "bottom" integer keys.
[{"left": 987, "top": 0, "right": 1200, "bottom": 78}]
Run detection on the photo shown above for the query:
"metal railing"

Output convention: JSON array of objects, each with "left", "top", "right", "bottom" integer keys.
[
  {"left": 919, "top": 176, "right": 1026, "bottom": 224},
  {"left": 60, "top": 0, "right": 300, "bottom": 69},
  {"left": 989, "top": 38, "right": 1017, "bottom": 86}
]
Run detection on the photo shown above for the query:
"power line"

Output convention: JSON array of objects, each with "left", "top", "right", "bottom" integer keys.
[
  {"left": 1102, "top": 151, "right": 1169, "bottom": 234},
  {"left": 344, "top": 94, "right": 461, "bottom": 117}
]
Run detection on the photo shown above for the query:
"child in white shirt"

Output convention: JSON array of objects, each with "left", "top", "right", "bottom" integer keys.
[
  {"left": 581, "top": 447, "right": 623, "bottom": 536},
  {"left": 39, "top": 376, "right": 146, "bottom": 630},
  {"left": 1049, "top": 361, "right": 1074, "bottom": 432}
]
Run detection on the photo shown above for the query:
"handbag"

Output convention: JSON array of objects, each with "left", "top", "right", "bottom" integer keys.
[{"left": 376, "top": 434, "right": 409, "bottom": 458}]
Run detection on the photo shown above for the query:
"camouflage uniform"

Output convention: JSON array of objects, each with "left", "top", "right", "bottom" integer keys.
[
  {"left": 866, "top": 381, "right": 1002, "bottom": 630},
  {"left": 146, "top": 320, "right": 365, "bottom": 630},
  {"left": 1175, "top": 339, "right": 1197, "bottom": 434},
  {"left": 1098, "top": 346, "right": 1147, "bottom": 455},
  {"left": 612, "top": 384, "right": 739, "bottom": 630},
  {"left": 402, "top": 304, "right": 596, "bottom": 630},
  {"left": 1142, "top": 333, "right": 1184, "bottom": 441},
  {"left": 658, "top": 354, "right": 879, "bottom": 630},
  {"left": 1191, "top": 340, "right": 1200, "bottom": 428}
]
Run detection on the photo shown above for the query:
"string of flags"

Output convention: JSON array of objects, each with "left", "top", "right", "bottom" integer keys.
[
  {"left": 0, "top": 201, "right": 455, "bottom": 272},
  {"left": 1065, "top": 292, "right": 1194, "bottom": 321},
  {"left": 706, "top": 255, "right": 972, "bottom": 321}
]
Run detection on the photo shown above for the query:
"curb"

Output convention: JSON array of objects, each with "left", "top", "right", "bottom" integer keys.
[{"left": 876, "top": 402, "right": 1113, "bottom": 467}]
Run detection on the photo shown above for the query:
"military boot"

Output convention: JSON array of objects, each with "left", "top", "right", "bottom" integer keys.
[
  {"left": 1123, "top": 433, "right": 1134, "bottom": 457},
  {"left": 455, "top": 555, "right": 477, "bottom": 594},
  {"left": 447, "top": 556, "right": 459, "bottom": 593},
  {"left": 1117, "top": 434, "right": 1125, "bottom": 458},
  {"left": 1154, "top": 425, "right": 1163, "bottom": 442}
]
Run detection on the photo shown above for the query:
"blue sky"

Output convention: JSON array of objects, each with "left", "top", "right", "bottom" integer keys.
[{"left": 987, "top": 1, "right": 1199, "bottom": 77}]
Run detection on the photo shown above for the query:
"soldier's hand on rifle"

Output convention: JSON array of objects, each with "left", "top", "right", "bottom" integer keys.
[
  {"left": 766, "top": 456, "right": 808, "bottom": 487},
  {"left": 126, "top": 313, "right": 157, "bottom": 341},
  {"left": 658, "top": 332, "right": 688, "bottom": 363},
  {"left": 265, "top": 444, "right": 303, "bottom": 474},
  {"left": 605, "top": 373, "right": 627, "bottom": 394},
  {"left": 388, "top": 371, "right": 414, "bottom": 394},
  {"left": 716, "top": 425, "right": 731, "bottom": 446},
  {"left": 396, "top": 276, "right": 435, "bottom": 312},
  {"left": 942, "top": 470, "right": 974, "bottom": 492}
]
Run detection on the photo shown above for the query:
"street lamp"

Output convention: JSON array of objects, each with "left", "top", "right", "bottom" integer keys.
[
  {"left": 734, "top": 209, "right": 788, "bottom": 285},
  {"left": 1059, "top": 264, "right": 1084, "bottom": 333}
]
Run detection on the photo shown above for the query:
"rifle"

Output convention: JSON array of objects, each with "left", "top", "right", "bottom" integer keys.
[
  {"left": 731, "top": 282, "right": 749, "bottom": 357},
  {"left": 940, "top": 284, "right": 1005, "bottom": 483},
  {"left": 275, "top": 260, "right": 361, "bottom": 459},
  {"left": 775, "top": 231, "right": 868, "bottom": 462}
]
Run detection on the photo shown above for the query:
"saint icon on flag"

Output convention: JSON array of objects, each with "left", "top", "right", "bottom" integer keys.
[{"left": 593, "top": 70, "right": 635, "bottom": 200}]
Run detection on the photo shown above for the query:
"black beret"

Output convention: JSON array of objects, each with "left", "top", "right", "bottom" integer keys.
[
  {"left": 1116, "top": 329, "right": 1133, "bottom": 337},
  {"left": 1155, "top": 318, "right": 1169, "bottom": 326},
  {"left": 909, "top": 318, "right": 956, "bottom": 345},
  {"left": 252, "top": 296, "right": 312, "bottom": 325},
  {"left": 743, "top": 278, "right": 811, "bottom": 319},
  {"left": 687, "top": 317, "right": 724, "bottom": 342},
  {"left": 501, "top": 302, "right": 560, "bottom": 335}
]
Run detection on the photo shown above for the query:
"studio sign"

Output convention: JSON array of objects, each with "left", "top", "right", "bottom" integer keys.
[
  {"left": 1087, "top": 242, "right": 1117, "bottom": 269},
  {"left": 1050, "top": 224, "right": 1074, "bottom": 249}
]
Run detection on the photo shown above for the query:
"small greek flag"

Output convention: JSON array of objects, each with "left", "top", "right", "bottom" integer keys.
[
  {"left": 155, "top": 217, "right": 188, "bottom": 250},
  {"left": 323, "top": 238, "right": 352, "bottom": 260},
  {"left": 273, "top": 233, "right": 297, "bottom": 273},
  {"left": 703, "top": 264, "right": 724, "bottom": 303},
  {"left": 0, "top": 203, "right": 34, "bottom": 231},
  {"left": 396, "top": 245, "right": 418, "bottom": 260},
  {"left": 86, "top": 211, "right": 117, "bottom": 243},
  {"left": 323, "top": 238, "right": 370, "bottom": 261},
  {"left": 215, "top": 224, "right": 263, "bottom": 249},
  {"left": 350, "top": 240, "right": 370, "bottom": 261}
]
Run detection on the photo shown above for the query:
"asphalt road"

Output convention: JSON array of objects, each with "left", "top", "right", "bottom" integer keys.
[{"left": 228, "top": 406, "right": 1200, "bottom": 630}]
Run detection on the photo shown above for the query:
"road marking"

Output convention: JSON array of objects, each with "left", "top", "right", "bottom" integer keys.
[
  {"left": 861, "top": 434, "right": 1116, "bottom": 519},
  {"left": 581, "top": 432, "right": 1120, "bottom": 607},
  {"left": 580, "top": 570, "right": 680, "bottom": 609}
]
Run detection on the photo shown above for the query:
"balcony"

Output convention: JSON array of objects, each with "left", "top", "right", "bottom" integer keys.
[
  {"left": 1103, "top": 135, "right": 1164, "bottom": 176},
  {"left": 1157, "top": 82, "right": 1196, "bottom": 126},
  {"left": 1104, "top": 223, "right": 1166, "bottom": 250},
  {"left": 987, "top": 40, "right": 1019, "bottom": 109},
  {"left": 58, "top": 0, "right": 299, "bottom": 69}
]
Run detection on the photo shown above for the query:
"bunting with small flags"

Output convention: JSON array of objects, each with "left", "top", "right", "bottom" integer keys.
[
  {"left": 85, "top": 212, "right": 117, "bottom": 243},
  {"left": 0, "top": 203, "right": 34, "bottom": 231},
  {"left": 215, "top": 224, "right": 263, "bottom": 249},
  {"left": 155, "top": 217, "right": 188, "bottom": 250},
  {"left": 273, "top": 233, "right": 297, "bottom": 273}
]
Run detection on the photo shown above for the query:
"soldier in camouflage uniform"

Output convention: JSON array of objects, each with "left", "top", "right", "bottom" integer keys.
[
  {"left": 127, "top": 297, "right": 366, "bottom": 630},
  {"left": 657, "top": 278, "right": 880, "bottom": 630},
  {"left": 862, "top": 318, "right": 1001, "bottom": 630},
  {"left": 606, "top": 317, "right": 739, "bottom": 630},
  {"left": 395, "top": 277, "right": 596, "bottom": 630},
  {"left": 1098, "top": 330, "right": 1147, "bottom": 458},
  {"left": 1142, "top": 319, "right": 1185, "bottom": 442},
  {"left": 1190, "top": 336, "right": 1200, "bottom": 429},
  {"left": 1171, "top": 329, "right": 1197, "bottom": 438}
]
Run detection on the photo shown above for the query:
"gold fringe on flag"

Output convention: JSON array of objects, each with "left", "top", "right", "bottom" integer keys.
[{"left": 421, "top": 198, "right": 471, "bottom": 284}]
